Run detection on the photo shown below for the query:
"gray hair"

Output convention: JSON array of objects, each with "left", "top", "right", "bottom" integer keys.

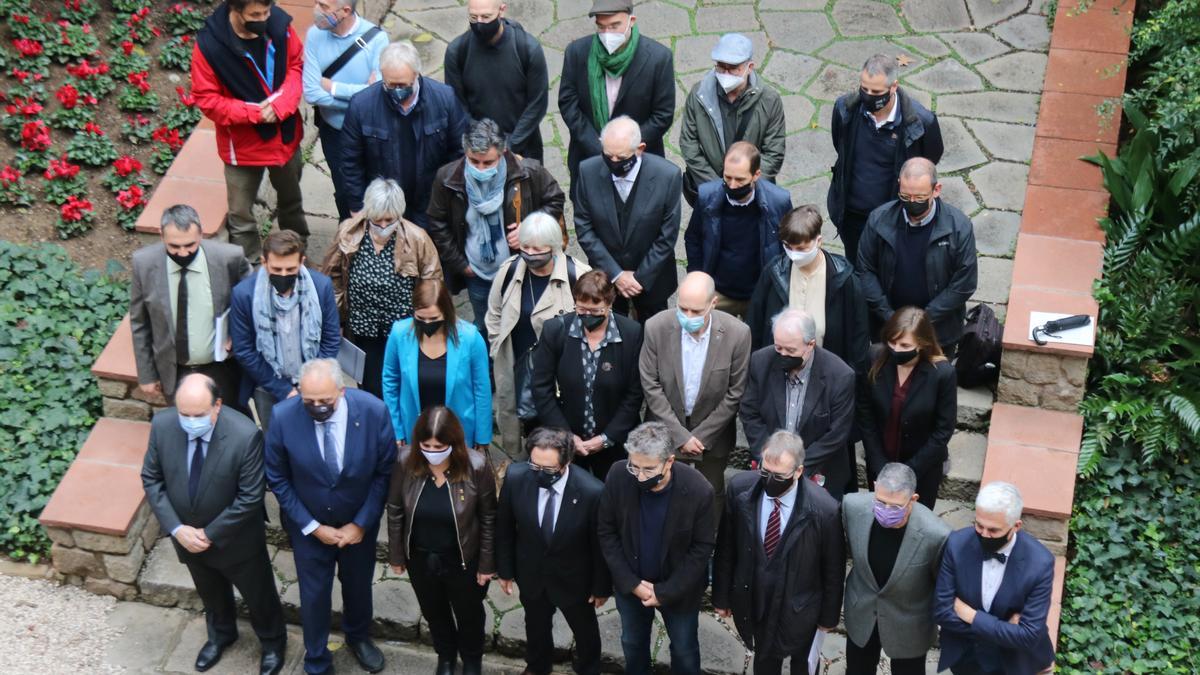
[
  {"left": 361, "top": 177, "right": 407, "bottom": 223},
  {"left": 772, "top": 307, "right": 817, "bottom": 343},
  {"left": 518, "top": 211, "right": 564, "bottom": 253},
  {"left": 975, "top": 481, "right": 1024, "bottom": 526},
  {"left": 462, "top": 118, "right": 507, "bottom": 155},
  {"left": 900, "top": 157, "right": 939, "bottom": 187},
  {"left": 161, "top": 204, "right": 201, "bottom": 233},
  {"left": 625, "top": 421, "right": 674, "bottom": 463},
  {"left": 876, "top": 463, "right": 917, "bottom": 497},
  {"left": 380, "top": 41, "right": 422, "bottom": 75},
  {"left": 762, "top": 430, "right": 805, "bottom": 471},
  {"left": 600, "top": 115, "right": 641, "bottom": 154},
  {"left": 862, "top": 53, "right": 897, "bottom": 86},
  {"left": 330, "top": 0, "right": 357, "bottom": 9},
  {"left": 298, "top": 358, "right": 345, "bottom": 390}
]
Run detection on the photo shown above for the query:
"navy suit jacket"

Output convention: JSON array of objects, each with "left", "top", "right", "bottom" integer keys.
[
  {"left": 934, "top": 528, "right": 1056, "bottom": 674},
  {"left": 229, "top": 270, "right": 342, "bottom": 404},
  {"left": 264, "top": 388, "right": 396, "bottom": 535}
]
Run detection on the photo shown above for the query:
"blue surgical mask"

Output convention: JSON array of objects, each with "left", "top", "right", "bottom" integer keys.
[
  {"left": 314, "top": 10, "right": 340, "bottom": 30},
  {"left": 465, "top": 162, "right": 499, "bottom": 182},
  {"left": 178, "top": 412, "right": 214, "bottom": 440},
  {"left": 676, "top": 309, "right": 705, "bottom": 334}
]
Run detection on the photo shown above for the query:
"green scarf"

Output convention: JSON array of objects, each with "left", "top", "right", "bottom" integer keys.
[{"left": 587, "top": 24, "right": 641, "bottom": 132}]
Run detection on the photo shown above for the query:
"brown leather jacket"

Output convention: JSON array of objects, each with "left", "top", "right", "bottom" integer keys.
[
  {"left": 320, "top": 215, "right": 443, "bottom": 324},
  {"left": 386, "top": 447, "right": 497, "bottom": 574}
]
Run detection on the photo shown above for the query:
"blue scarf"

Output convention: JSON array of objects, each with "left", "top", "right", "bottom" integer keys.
[
  {"left": 251, "top": 266, "right": 323, "bottom": 378},
  {"left": 464, "top": 159, "right": 508, "bottom": 269}
]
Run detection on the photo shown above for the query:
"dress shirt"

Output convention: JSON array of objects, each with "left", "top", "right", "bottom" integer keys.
[
  {"left": 301, "top": 15, "right": 387, "bottom": 129},
  {"left": 167, "top": 247, "right": 216, "bottom": 366},
  {"left": 863, "top": 96, "right": 901, "bottom": 130},
  {"left": 787, "top": 253, "right": 827, "bottom": 346},
  {"left": 536, "top": 465, "right": 570, "bottom": 532},
  {"left": 605, "top": 73, "right": 621, "bottom": 116},
  {"left": 679, "top": 321, "right": 712, "bottom": 416},
  {"left": 611, "top": 154, "right": 642, "bottom": 202},
  {"left": 783, "top": 354, "right": 815, "bottom": 434},
  {"left": 303, "top": 396, "right": 349, "bottom": 536},
  {"left": 725, "top": 186, "right": 756, "bottom": 208},
  {"left": 980, "top": 533, "right": 1018, "bottom": 612},
  {"left": 171, "top": 424, "right": 215, "bottom": 536},
  {"left": 758, "top": 480, "right": 798, "bottom": 541}
]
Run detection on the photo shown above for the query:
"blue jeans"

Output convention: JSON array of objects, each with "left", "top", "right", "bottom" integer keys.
[
  {"left": 463, "top": 274, "right": 492, "bottom": 346},
  {"left": 613, "top": 592, "right": 700, "bottom": 675}
]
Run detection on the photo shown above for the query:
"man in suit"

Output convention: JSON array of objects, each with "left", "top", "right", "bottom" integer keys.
[
  {"left": 573, "top": 116, "right": 682, "bottom": 322},
  {"left": 935, "top": 482, "right": 1057, "bottom": 675},
  {"left": 842, "top": 463, "right": 950, "bottom": 674},
  {"left": 130, "top": 205, "right": 251, "bottom": 406},
  {"left": 496, "top": 427, "right": 611, "bottom": 675},
  {"left": 739, "top": 307, "right": 856, "bottom": 498},
  {"left": 141, "top": 373, "right": 286, "bottom": 674},
  {"left": 229, "top": 230, "right": 341, "bottom": 430},
  {"left": 558, "top": 0, "right": 675, "bottom": 192},
  {"left": 597, "top": 422, "right": 715, "bottom": 675},
  {"left": 639, "top": 271, "right": 751, "bottom": 521},
  {"left": 713, "top": 430, "right": 844, "bottom": 675},
  {"left": 264, "top": 358, "right": 396, "bottom": 675}
]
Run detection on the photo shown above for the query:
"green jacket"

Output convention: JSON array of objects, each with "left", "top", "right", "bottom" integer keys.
[{"left": 679, "top": 71, "right": 786, "bottom": 201}]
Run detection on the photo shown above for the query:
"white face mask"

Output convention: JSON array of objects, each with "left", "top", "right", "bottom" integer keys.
[
  {"left": 599, "top": 25, "right": 628, "bottom": 54},
  {"left": 715, "top": 71, "right": 745, "bottom": 94},
  {"left": 422, "top": 447, "right": 453, "bottom": 465},
  {"left": 785, "top": 242, "right": 821, "bottom": 267},
  {"left": 369, "top": 220, "right": 398, "bottom": 239}
]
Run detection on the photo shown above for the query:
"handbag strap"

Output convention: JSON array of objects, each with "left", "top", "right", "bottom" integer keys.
[{"left": 321, "top": 26, "right": 382, "bottom": 79}]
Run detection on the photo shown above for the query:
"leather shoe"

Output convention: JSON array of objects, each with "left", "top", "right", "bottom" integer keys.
[
  {"left": 194, "top": 640, "right": 230, "bottom": 672},
  {"left": 348, "top": 639, "right": 385, "bottom": 673},
  {"left": 436, "top": 657, "right": 456, "bottom": 675},
  {"left": 259, "top": 650, "right": 285, "bottom": 675},
  {"left": 461, "top": 656, "right": 482, "bottom": 675}
]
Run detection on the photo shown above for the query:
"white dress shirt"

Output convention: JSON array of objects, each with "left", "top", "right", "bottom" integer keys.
[
  {"left": 680, "top": 321, "right": 712, "bottom": 416},
  {"left": 303, "top": 396, "right": 348, "bottom": 536},
  {"left": 537, "top": 465, "right": 570, "bottom": 532},
  {"left": 758, "top": 480, "right": 798, "bottom": 541},
  {"left": 611, "top": 153, "right": 642, "bottom": 202},
  {"left": 981, "top": 533, "right": 1018, "bottom": 612},
  {"left": 605, "top": 73, "right": 622, "bottom": 115}
]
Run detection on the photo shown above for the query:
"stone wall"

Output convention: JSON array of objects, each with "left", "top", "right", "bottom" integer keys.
[
  {"left": 45, "top": 502, "right": 159, "bottom": 600},
  {"left": 996, "top": 349, "right": 1089, "bottom": 412}
]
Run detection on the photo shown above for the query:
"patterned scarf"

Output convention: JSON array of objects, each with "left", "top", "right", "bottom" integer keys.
[{"left": 251, "top": 265, "right": 324, "bottom": 378}]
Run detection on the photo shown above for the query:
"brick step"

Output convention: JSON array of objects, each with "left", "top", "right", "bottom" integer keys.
[{"left": 956, "top": 385, "right": 994, "bottom": 432}]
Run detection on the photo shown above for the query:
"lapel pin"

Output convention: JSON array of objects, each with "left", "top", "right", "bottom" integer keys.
[{"left": 572, "top": 498, "right": 578, "bottom": 505}]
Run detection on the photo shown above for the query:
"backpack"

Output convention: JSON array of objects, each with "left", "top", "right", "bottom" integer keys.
[{"left": 955, "top": 304, "right": 1003, "bottom": 389}]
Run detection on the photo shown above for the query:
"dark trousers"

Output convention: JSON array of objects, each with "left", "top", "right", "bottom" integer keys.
[
  {"left": 612, "top": 291, "right": 668, "bottom": 325},
  {"left": 185, "top": 546, "right": 286, "bottom": 652},
  {"left": 223, "top": 149, "right": 308, "bottom": 264},
  {"left": 836, "top": 209, "right": 870, "bottom": 268},
  {"left": 573, "top": 444, "right": 623, "bottom": 483},
  {"left": 317, "top": 119, "right": 351, "bottom": 221},
  {"left": 253, "top": 387, "right": 280, "bottom": 433},
  {"left": 845, "top": 626, "right": 926, "bottom": 675},
  {"left": 613, "top": 592, "right": 700, "bottom": 675},
  {"left": 521, "top": 590, "right": 601, "bottom": 675},
  {"left": 175, "top": 360, "right": 242, "bottom": 412},
  {"left": 289, "top": 523, "right": 379, "bottom": 674},
  {"left": 916, "top": 464, "right": 943, "bottom": 510},
  {"left": 463, "top": 274, "right": 492, "bottom": 347},
  {"left": 349, "top": 332, "right": 389, "bottom": 400},
  {"left": 408, "top": 551, "right": 488, "bottom": 663}
]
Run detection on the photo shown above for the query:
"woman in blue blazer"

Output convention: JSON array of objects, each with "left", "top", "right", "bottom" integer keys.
[{"left": 382, "top": 279, "right": 493, "bottom": 447}]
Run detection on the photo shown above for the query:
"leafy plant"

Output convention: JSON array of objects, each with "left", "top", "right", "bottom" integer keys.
[
  {"left": 120, "top": 113, "right": 155, "bottom": 145},
  {"left": 115, "top": 184, "right": 147, "bottom": 230},
  {"left": 55, "top": 194, "right": 93, "bottom": 238},
  {"left": 0, "top": 165, "right": 33, "bottom": 207},
  {"left": 41, "top": 156, "right": 86, "bottom": 205},
  {"left": 165, "top": 3, "right": 206, "bottom": 35},
  {"left": 64, "top": 122, "right": 118, "bottom": 167},
  {"left": 117, "top": 70, "right": 159, "bottom": 112},
  {"left": 102, "top": 155, "right": 146, "bottom": 193},
  {"left": 45, "top": 22, "right": 100, "bottom": 65},
  {"left": 58, "top": 0, "right": 99, "bottom": 24},
  {"left": 157, "top": 33, "right": 193, "bottom": 71}
]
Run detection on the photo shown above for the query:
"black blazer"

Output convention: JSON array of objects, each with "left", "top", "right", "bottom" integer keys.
[
  {"left": 557, "top": 34, "right": 675, "bottom": 180},
  {"left": 530, "top": 312, "right": 644, "bottom": 448},
  {"left": 572, "top": 153, "right": 683, "bottom": 307},
  {"left": 141, "top": 407, "right": 267, "bottom": 569},
  {"left": 739, "top": 345, "right": 856, "bottom": 491},
  {"left": 858, "top": 357, "right": 957, "bottom": 480},
  {"left": 596, "top": 460, "right": 715, "bottom": 614},
  {"left": 495, "top": 462, "right": 612, "bottom": 606}
]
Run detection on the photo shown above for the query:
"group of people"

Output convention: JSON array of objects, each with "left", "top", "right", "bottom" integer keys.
[{"left": 127, "top": 0, "right": 1055, "bottom": 674}]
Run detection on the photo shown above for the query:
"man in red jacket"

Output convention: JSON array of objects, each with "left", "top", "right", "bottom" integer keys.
[{"left": 193, "top": 0, "right": 308, "bottom": 264}]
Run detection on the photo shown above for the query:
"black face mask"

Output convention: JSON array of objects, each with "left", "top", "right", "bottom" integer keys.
[
  {"left": 520, "top": 250, "right": 553, "bottom": 269},
  {"left": 762, "top": 475, "right": 795, "bottom": 498},
  {"left": 637, "top": 473, "right": 664, "bottom": 493},
  {"left": 269, "top": 273, "right": 297, "bottom": 295},
  {"left": 902, "top": 198, "right": 931, "bottom": 219},
  {"left": 579, "top": 313, "right": 606, "bottom": 332},
  {"left": 470, "top": 17, "right": 501, "bottom": 41},
  {"left": 605, "top": 153, "right": 637, "bottom": 178},
  {"left": 305, "top": 401, "right": 335, "bottom": 423},
  {"left": 890, "top": 346, "right": 919, "bottom": 365},
  {"left": 861, "top": 88, "right": 891, "bottom": 112},
  {"left": 724, "top": 181, "right": 754, "bottom": 202},
  {"left": 776, "top": 352, "right": 805, "bottom": 372},
  {"left": 167, "top": 248, "right": 198, "bottom": 269},
  {"left": 535, "top": 470, "right": 563, "bottom": 489},
  {"left": 243, "top": 19, "right": 269, "bottom": 36},
  {"left": 414, "top": 318, "right": 444, "bottom": 337},
  {"left": 977, "top": 529, "right": 1012, "bottom": 553}
]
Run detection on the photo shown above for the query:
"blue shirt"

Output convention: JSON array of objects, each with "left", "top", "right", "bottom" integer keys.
[
  {"left": 302, "top": 16, "right": 388, "bottom": 129},
  {"left": 170, "top": 425, "right": 215, "bottom": 536},
  {"left": 303, "top": 396, "right": 349, "bottom": 536}
]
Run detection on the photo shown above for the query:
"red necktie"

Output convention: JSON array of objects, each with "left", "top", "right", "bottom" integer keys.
[{"left": 764, "top": 497, "right": 782, "bottom": 558}]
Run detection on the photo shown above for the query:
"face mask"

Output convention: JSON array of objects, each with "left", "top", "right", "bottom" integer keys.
[
  {"left": 785, "top": 244, "right": 820, "bottom": 267},
  {"left": 604, "top": 153, "right": 637, "bottom": 178},
  {"left": 890, "top": 346, "right": 919, "bottom": 365},
  {"left": 598, "top": 26, "right": 628, "bottom": 54},
  {"left": 579, "top": 313, "right": 606, "bottom": 332},
  {"left": 520, "top": 250, "right": 553, "bottom": 268},
  {"left": 305, "top": 401, "right": 336, "bottom": 423},
  {"left": 676, "top": 309, "right": 705, "bottom": 334},
  {"left": 269, "top": 273, "right": 297, "bottom": 295},
  {"left": 314, "top": 10, "right": 340, "bottom": 30},
  {"left": 776, "top": 351, "right": 805, "bottom": 372},
  {"left": 178, "top": 412, "right": 214, "bottom": 440},
  {"left": 977, "top": 529, "right": 1012, "bottom": 553},
  {"left": 414, "top": 318, "right": 444, "bottom": 337},
  {"left": 724, "top": 181, "right": 754, "bottom": 202},
  {"left": 244, "top": 19, "right": 268, "bottom": 36},
  {"left": 762, "top": 475, "right": 795, "bottom": 498},
  {"left": 874, "top": 501, "right": 909, "bottom": 528},
  {"left": 535, "top": 470, "right": 563, "bottom": 489},
  {"left": 715, "top": 71, "right": 745, "bottom": 94},
  {"left": 167, "top": 248, "right": 198, "bottom": 269},
  {"left": 369, "top": 220, "right": 398, "bottom": 239},
  {"left": 422, "top": 447, "right": 453, "bottom": 465},
  {"left": 861, "top": 88, "right": 890, "bottom": 112},
  {"left": 637, "top": 472, "right": 664, "bottom": 493},
  {"left": 470, "top": 17, "right": 501, "bottom": 41},
  {"left": 902, "top": 198, "right": 930, "bottom": 219},
  {"left": 389, "top": 85, "right": 414, "bottom": 106},
  {"left": 465, "top": 162, "right": 499, "bottom": 183}
]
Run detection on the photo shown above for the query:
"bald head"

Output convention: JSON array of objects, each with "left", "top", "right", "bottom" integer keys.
[
  {"left": 676, "top": 272, "right": 717, "bottom": 333},
  {"left": 898, "top": 157, "right": 941, "bottom": 221},
  {"left": 601, "top": 116, "right": 643, "bottom": 158},
  {"left": 175, "top": 374, "right": 220, "bottom": 417}
]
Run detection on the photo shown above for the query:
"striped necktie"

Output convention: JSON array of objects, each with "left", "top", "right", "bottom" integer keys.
[{"left": 763, "top": 497, "right": 782, "bottom": 558}]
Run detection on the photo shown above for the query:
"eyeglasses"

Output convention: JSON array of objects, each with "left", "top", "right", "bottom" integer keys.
[
  {"left": 874, "top": 499, "right": 908, "bottom": 514},
  {"left": 898, "top": 193, "right": 933, "bottom": 203},
  {"left": 526, "top": 461, "right": 561, "bottom": 475},
  {"left": 758, "top": 467, "right": 795, "bottom": 483},
  {"left": 627, "top": 462, "right": 666, "bottom": 479}
]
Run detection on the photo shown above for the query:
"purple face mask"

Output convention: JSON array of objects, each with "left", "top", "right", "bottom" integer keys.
[{"left": 874, "top": 500, "right": 909, "bottom": 528}]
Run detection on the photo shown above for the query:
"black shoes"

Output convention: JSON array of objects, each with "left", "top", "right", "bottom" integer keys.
[
  {"left": 259, "top": 649, "right": 285, "bottom": 675},
  {"left": 194, "top": 640, "right": 231, "bottom": 672},
  {"left": 348, "top": 638, "right": 386, "bottom": 673},
  {"left": 435, "top": 656, "right": 456, "bottom": 675},
  {"left": 461, "top": 656, "right": 483, "bottom": 675}
]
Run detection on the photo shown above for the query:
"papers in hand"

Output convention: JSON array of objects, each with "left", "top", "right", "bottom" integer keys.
[
  {"left": 338, "top": 337, "right": 366, "bottom": 384},
  {"left": 213, "top": 309, "right": 231, "bottom": 362},
  {"left": 807, "top": 630, "right": 825, "bottom": 675}
]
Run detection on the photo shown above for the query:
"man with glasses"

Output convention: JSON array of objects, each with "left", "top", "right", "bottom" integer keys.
[
  {"left": 842, "top": 463, "right": 950, "bottom": 674},
  {"left": 596, "top": 422, "right": 715, "bottom": 674},
  {"left": 827, "top": 54, "right": 943, "bottom": 266},
  {"left": 856, "top": 157, "right": 978, "bottom": 357},
  {"left": 495, "top": 428, "right": 610, "bottom": 675},
  {"left": 713, "top": 430, "right": 843, "bottom": 675}
]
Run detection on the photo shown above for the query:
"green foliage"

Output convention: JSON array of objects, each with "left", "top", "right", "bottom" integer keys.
[
  {"left": 0, "top": 243, "right": 127, "bottom": 562},
  {"left": 158, "top": 34, "right": 193, "bottom": 71},
  {"left": 1057, "top": 447, "right": 1200, "bottom": 672}
]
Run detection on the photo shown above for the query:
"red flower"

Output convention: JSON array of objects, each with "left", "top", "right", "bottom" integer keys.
[
  {"left": 12, "top": 39, "right": 43, "bottom": 58},
  {"left": 120, "top": 40, "right": 134, "bottom": 56},
  {"left": 60, "top": 195, "right": 93, "bottom": 222},
  {"left": 83, "top": 121, "right": 105, "bottom": 136},
  {"left": 82, "top": 93, "right": 98, "bottom": 105},
  {"left": 11, "top": 14, "right": 29, "bottom": 24},
  {"left": 0, "top": 166, "right": 22, "bottom": 184},
  {"left": 56, "top": 84, "right": 79, "bottom": 109},
  {"left": 19, "top": 101, "right": 43, "bottom": 117},
  {"left": 64, "top": 0, "right": 81, "bottom": 10},
  {"left": 152, "top": 126, "right": 184, "bottom": 151},
  {"left": 176, "top": 86, "right": 196, "bottom": 107},
  {"left": 44, "top": 156, "right": 81, "bottom": 181},
  {"left": 20, "top": 121, "right": 51, "bottom": 152},
  {"left": 128, "top": 71, "right": 151, "bottom": 94},
  {"left": 117, "top": 184, "right": 146, "bottom": 209},
  {"left": 180, "top": 35, "right": 192, "bottom": 44},
  {"left": 113, "top": 155, "right": 143, "bottom": 176},
  {"left": 11, "top": 69, "right": 29, "bottom": 83}
]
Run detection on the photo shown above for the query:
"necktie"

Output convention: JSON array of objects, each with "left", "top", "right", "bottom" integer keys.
[
  {"left": 985, "top": 551, "right": 1008, "bottom": 564},
  {"left": 763, "top": 497, "right": 782, "bottom": 558},
  {"left": 188, "top": 437, "right": 203, "bottom": 501},
  {"left": 541, "top": 488, "right": 556, "bottom": 544},
  {"left": 322, "top": 421, "right": 340, "bottom": 482},
  {"left": 175, "top": 266, "right": 189, "bottom": 364}
]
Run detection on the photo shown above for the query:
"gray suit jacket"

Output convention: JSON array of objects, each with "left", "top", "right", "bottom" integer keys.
[
  {"left": 842, "top": 492, "right": 951, "bottom": 658},
  {"left": 141, "top": 406, "right": 268, "bottom": 569},
  {"left": 129, "top": 240, "right": 250, "bottom": 396},
  {"left": 639, "top": 308, "right": 751, "bottom": 457}
]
